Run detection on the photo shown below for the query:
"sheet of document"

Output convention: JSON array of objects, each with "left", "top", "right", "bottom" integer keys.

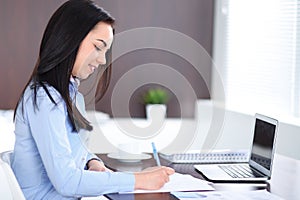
[
  {"left": 172, "top": 190, "right": 284, "bottom": 200},
  {"left": 81, "top": 196, "right": 109, "bottom": 200},
  {"left": 121, "top": 172, "right": 215, "bottom": 194}
]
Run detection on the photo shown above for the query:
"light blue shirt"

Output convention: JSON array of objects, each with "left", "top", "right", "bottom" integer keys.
[{"left": 12, "top": 80, "right": 135, "bottom": 199}]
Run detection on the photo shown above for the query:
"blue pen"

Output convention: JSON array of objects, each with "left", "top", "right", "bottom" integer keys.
[{"left": 151, "top": 142, "right": 161, "bottom": 166}]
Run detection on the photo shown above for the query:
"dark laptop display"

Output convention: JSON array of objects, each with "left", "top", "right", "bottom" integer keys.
[
  {"left": 248, "top": 117, "right": 277, "bottom": 177},
  {"left": 194, "top": 113, "right": 278, "bottom": 182}
]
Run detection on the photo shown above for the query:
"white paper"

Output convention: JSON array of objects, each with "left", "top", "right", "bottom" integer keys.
[
  {"left": 81, "top": 196, "right": 109, "bottom": 200},
  {"left": 121, "top": 172, "right": 215, "bottom": 194},
  {"left": 172, "top": 190, "right": 284, "bottom": 200}
]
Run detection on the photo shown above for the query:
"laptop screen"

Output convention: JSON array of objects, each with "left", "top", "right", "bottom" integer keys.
[{"left": 250, "top": 114, "right": 278, "bottom": 175}]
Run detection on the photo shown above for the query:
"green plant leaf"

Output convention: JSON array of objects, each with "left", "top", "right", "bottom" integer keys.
[{"left": 143, "top": 88, "right": 170, "bottom": 104}]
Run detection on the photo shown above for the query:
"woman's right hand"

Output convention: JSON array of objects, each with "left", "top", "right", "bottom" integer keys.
[{"left": 134, "top": 166, "right": 175, "bottom": 190}]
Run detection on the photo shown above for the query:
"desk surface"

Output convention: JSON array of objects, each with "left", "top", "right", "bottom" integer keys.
[{"left": 97, "top": 153, "right": 300, "bottom": 199}]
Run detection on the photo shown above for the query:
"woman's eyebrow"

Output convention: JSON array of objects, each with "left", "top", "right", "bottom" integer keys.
[{"left": 96, "top": 39, "right": 107, "bottom": 47}]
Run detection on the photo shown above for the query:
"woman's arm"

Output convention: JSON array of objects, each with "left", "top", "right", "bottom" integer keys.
[
  {"left": 86, "top": 158, "right": 112, "bottom": 172},
  {"left": 27, "top": 92, "right": 134, "bottom": 196}
]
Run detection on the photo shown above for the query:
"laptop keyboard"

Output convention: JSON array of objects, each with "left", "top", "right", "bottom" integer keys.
[
  {"left": 160, "top": 150, "right": 249, "bottom": 164},
  {"left": 219, "top": 165, "right": 262, "bottom": 178}
]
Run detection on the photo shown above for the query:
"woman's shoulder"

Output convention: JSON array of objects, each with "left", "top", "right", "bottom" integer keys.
[
  {"left": 15, "top": 83, "right": 68, "bottom": 122},
  {"left": 23, "top": 83, "right": 64, "bottom": 106}
]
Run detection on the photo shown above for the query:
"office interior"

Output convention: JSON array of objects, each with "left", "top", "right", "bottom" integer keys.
[
  {"left": 1, "top": 0, "right": 299, "bottom": 158},
  {"left": 0, "top": 1, "right": 300, "bottom": 199}
]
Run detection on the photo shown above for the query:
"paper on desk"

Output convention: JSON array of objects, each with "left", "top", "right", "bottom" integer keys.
[
  {"left": 81, "top": 196, "right": 109, "bottom": 200},
  {"left": 172, "top": 190, "right": 284, "bottom": 200},
  {"left": 121, "top": 172, "right": 214, "bottom": 194}
]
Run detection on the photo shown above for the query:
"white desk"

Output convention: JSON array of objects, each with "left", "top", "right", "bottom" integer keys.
[
  {"left": 96, "top": 152, "right": 300, "bottom": 200},
  {"left": 270, "top": 154, "right": 300, "bottom": 200},
  {"left": 88, "top": 118, "right": 214, "bottom": 154}
]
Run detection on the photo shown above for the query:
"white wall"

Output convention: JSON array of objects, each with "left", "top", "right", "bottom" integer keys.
[
  {"left": 1, "top": 105, "right": 299, "bottom": 160},
  {"left": 0, "top": 110, "right": 15, "bottom": 153},
  {"left": 195, "top": 100, "right": 300, "bottom": 160}
]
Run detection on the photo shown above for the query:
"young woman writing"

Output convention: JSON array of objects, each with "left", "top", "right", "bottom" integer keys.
[{"left": 12, "top": 0, "right": 174, "bottom": 199}]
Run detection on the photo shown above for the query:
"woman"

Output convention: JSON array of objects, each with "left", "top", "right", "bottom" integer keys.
[{"left": 11, "top": 0, "right": 174, "bottom": 199}]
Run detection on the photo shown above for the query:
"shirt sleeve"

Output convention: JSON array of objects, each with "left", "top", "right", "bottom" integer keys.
[
  {"left": 75, "top": 91, "right": 104, "bottom": 169},
  {"left": 27, "top": 91, "right": 135, "bottom": 197},
  {"left": 86, "top": 152, "right": 102, "bottom": 163}
]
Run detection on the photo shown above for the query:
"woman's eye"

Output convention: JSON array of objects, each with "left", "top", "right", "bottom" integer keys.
[{"left": 94, "top": 45, "right": 102, "bottom": 51}]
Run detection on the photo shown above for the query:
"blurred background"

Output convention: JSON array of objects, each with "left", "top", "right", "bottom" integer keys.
[{"left": 0, "top": 0, "right": 214, "bottom": 118}]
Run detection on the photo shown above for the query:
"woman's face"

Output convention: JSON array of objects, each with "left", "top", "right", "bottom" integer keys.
[{"left": 72, "top": 22, "right": 113, "bottom": 80}]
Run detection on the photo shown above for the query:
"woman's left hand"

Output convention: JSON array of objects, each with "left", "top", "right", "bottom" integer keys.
[{"left": 87, "top": 160, "right": 112, "bottom": 172}]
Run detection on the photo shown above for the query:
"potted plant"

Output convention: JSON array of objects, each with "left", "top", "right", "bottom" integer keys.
[{"left": 142, "top": 87, "right": 170, "bottom": 119}]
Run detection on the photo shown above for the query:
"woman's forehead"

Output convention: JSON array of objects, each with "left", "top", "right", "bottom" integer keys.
[{"left": 90, "top": 22, "right": 113, "bottom": 44}]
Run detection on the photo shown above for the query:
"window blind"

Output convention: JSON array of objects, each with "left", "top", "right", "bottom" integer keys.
[{"left": 213, "top": 0, "right": 300, "bottom": 119}]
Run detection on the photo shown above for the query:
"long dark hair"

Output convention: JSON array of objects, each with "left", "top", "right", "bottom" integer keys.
[{"left": 14, "top": 0, "right": 115, "bottom": 132}]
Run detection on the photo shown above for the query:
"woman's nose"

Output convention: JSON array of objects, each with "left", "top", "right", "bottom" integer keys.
[{"left": 96, "top": 53, "right": 106, "bottom": 65}]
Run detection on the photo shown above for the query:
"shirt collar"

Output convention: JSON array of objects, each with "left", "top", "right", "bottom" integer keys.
[
  {"left": 70, "top": 76, "right": 80, "bottom": 87},
  {"left": 69, "top": 76, "right": 80, "bottom": 99}
]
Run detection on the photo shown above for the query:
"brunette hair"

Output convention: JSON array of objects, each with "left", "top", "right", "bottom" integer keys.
[{"left": 14, "top": 0, "right": 115, "bottom": 131}]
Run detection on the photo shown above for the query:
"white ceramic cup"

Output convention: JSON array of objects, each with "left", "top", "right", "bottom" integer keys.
[{"left": 118, "top": 143, "right": 141, "bottom": 158}]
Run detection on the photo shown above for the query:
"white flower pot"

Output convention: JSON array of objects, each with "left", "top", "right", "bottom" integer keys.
[{"left": 146, "top": 104, "right": 167, "bottom": 120}]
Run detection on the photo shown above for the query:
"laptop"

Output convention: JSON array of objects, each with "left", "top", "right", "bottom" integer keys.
[{"left": 194, "top": 113, "right": 278, "bottom": 182}]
